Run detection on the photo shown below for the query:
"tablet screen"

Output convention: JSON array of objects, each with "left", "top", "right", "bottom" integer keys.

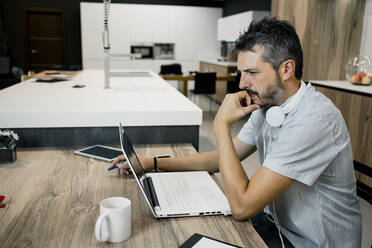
[
  {"left": 180, "top": 233, "right": 241, "bottom": 248},
  {"left": 75, "top": 145, "right": 123, "bottom": 162}
]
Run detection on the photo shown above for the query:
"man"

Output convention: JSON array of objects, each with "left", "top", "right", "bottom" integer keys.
[{"left": 112, "top": 18, "right": 362, "bottom": 247}]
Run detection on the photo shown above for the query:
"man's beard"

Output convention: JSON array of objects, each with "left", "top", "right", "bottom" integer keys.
[{"left": 249, "top": 73, "right": 286, "bottom": 108}]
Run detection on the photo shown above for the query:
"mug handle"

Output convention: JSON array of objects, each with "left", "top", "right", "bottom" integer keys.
[{"left": 95, "top": 213, "right": 109, "bottom": 242}]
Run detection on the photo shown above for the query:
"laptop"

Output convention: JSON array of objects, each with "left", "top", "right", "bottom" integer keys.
[{"left": 119, "top": 123, "right": 231, "bottom": 218}]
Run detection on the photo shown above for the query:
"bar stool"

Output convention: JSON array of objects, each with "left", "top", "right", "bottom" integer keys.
[{"left": 189, "top": 72, "right": 217, "bottom": 114}]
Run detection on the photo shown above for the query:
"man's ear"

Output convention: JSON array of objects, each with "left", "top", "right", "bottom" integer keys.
[{"left": 278, "top": 59, "right": 296, "bottom": 81}]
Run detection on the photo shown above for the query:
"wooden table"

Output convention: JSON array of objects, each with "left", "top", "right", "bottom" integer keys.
[
  {"left": 160, "top": 74, "right": 236, "bottom": 97},
  {"left": 0, "top": 145, "right": 266, "bottom": 247}
]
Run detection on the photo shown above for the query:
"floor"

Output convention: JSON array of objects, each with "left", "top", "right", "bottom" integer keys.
[{"left": 191, "top": 93, "right": 372, "bottom": 248}]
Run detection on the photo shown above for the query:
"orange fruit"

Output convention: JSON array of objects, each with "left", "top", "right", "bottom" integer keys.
[{"left": 358, "top": 71, "right": 366, "bottom": 78}]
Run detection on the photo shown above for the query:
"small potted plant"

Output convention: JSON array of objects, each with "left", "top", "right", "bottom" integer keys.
[{"left": 0, "top": 129, "right": 18, "bottom": 162}]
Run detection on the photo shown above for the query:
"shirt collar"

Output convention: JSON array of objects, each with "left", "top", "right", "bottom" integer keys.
[{"left": 280, "top": 80, "right": 306, "bottom": 110}]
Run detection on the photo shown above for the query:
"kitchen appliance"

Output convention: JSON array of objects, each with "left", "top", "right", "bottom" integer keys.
[
  {"left": 220, "top": 41, "right": 227, "bottom": 61},
  {"left": 130, "top": 43, "right": 153, "bottom": 59},
  {"left": 220, "top": 41, "right": 236, "bottom": 62},
  {"left": 153, "top": 43, "right": 174, "bottom": 59}
]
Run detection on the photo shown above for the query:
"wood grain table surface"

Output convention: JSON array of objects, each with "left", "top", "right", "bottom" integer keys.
[{"left": 0, "top": 144, "right": 266, "bottom": 248}]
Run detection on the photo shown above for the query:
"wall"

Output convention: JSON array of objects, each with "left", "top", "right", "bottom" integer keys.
[
  {"left": 0, "top": 0, "right": 223, "bottom": 71},
  {"left": 271, "top": 0, "right": 366, "bottom": 80}
]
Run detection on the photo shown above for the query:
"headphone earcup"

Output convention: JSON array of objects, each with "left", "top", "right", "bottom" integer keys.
[{"left": 266, "top": 106, "right": 285, "bottom": 127}]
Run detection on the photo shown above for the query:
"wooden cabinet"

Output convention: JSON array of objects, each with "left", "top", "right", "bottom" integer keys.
[
  {"left": 271, "top": 0, "right": 365, "bottom": 81},
  {"left": 315, "top": 85, "right": 372, "bottom": 190},
  {"left": 200, "top": 61, "right": 237, "bottom": 103}
]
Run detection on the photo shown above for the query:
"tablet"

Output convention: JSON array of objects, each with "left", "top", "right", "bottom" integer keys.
[
  {"left": 74, "top": 145, "right": 123, "bottom": 162},
  {"left": 180, "top": 233, "right": 241, "bottom": 248}
]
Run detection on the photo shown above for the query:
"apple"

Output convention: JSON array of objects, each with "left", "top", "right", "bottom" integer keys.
[
  {"left": 358, "top": 71, "right": 366, "bottom": 78},
  {"left": 361, "top": 76, "right": 371, "bottom": 85},
  {"left": 351, "top": 74, "right": 360, "bottom": 83}
]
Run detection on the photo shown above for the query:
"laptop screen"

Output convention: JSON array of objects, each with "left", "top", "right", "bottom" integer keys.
[
  {"left": 119, "top": 125, "right": 146, "bottom": 180},
  {"left": 119, "top": 123, "right": 157, "bottom": 217}
]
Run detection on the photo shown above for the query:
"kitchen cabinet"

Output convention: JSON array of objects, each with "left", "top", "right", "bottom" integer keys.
[
  {"left": 217, "top": 11, "right": 269, "bottom": 42},
  {"left": 152, "top": 6, "right": 176, "bottom": 43},
  {"left": 80, "top": 2, "right": 221, "bottom": 68},
  {"left": 130, "top": 5, "right": 154, "bottom": 43},
  {"left": 313, "top": 82, "right": 372, "bottom": 197},
  {"left": 200, "top": 60, "right": 237, "bottom": 103},
  {"left": 80, "top": 4, "right": 104, "bottom": 59},
  {"left": 174, "top": 7, "right": 198, "bottom": 60},
  {"left": 110, "top": 4, "right": 132, "bottom": 55}
]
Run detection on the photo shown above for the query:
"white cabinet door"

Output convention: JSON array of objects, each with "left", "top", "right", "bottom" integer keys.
[
  {"left": 152, "top": 6, "right": 176, "bottom": 43},
  {"left": 217, "top": 12, "right": 253, "bottom": 41},
  {"left": 130, "top": 5, "right": 154, "bottom": 43},
  {"left": 80, "top": 3, "right": 104, "bottom": 59},
  {"left": 174, "top": 6, "right": 221, "bottom": 60},
  {"left": 217, "top": 18, "right": 229, "bottom": 41},
  {"left": 110, "top": 4, "right": 132, "bottom": 55},
  {"left": 194, "top": 7, "right": 221, "bottom": 60},
  {"left": 174, "top": 7, "right": 199, "bottom": 60},
  {"left": 80, "top": 3, "right": 133, "bottom": 59},
  {"left": 217, "top": 11, "right": 269, "bottom": 41}
]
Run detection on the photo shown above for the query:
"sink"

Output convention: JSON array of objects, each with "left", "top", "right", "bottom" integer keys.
[{"left": 110, "top": 71, "right": 152, "bottom": 77}]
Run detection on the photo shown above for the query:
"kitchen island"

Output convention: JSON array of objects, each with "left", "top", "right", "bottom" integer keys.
[
  {"left": 311, "top": 80, "right": 372, "bottom": 203},
  {"left": 0, "top": 70, "right": 202, "bottom": 149}
]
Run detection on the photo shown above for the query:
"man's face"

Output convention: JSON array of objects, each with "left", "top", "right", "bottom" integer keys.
[{"left": 237, "top": 46, "right": 285, "bottom": 107}]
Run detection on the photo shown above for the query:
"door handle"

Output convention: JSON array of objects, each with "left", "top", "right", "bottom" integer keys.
[{"left": 31, "top": 49, "right": 37, "bottom": 54}]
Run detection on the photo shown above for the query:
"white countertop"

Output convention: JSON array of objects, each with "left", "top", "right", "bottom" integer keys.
[
  {"left": 0, "top": 70, "right": 202, "bottom": 128},
  {"left": 200, "top": 59, "right": 237, "bottom": 67},
  {"left": 311, "top": 80, "right": 372, "bottom": 96}
]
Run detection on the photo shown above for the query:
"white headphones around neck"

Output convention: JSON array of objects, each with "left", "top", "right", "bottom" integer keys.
[{"left": 265, "top": 81, "right": 307, "bottom": 127}]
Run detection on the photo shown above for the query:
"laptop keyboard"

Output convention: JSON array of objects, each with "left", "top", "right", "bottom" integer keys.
[{"left": 154, "top": 174, "right": 202, "bottom": 214}]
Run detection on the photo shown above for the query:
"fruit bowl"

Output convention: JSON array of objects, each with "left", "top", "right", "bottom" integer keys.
[{"left": 345, "top": 56, "right": 372, "bottom": 85}]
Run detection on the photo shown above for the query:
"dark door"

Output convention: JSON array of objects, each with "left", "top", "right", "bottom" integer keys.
[{"left": 24, "top": 7, "right": 66, "bottom": 71}]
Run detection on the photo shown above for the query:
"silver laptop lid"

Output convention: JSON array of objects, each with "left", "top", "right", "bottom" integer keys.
[{"left": 119, "top": 123, "right": 157, "bottom": 217}]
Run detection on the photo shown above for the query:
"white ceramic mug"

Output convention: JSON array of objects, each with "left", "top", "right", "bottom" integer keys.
[{"left": 95, "top": 197, "right": 131, "bottom": 243}]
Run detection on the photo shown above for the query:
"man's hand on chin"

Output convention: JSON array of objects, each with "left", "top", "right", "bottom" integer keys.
[{"left": 214, "top": 91, "right": 260, "bottom": 129}]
